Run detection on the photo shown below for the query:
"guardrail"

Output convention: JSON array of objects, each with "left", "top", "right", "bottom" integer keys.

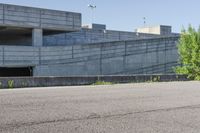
[{"left": 0, "top": 75, "right": 189, "bottom": 89}]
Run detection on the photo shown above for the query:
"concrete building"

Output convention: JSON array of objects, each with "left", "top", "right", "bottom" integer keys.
[
  {"left": 136, "top": 25, "right": 172, "bottom": 35},
  {"left": 0, "top": 3, "right": 180, "bottom": 77}
]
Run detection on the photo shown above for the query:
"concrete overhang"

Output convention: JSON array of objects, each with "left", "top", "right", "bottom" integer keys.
[{"left": 0, "top": 3, "right": 82, "bottom": 32}]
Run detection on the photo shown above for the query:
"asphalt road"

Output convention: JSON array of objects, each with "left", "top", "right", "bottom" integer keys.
[{"left": 1, "top": 81, "right": 200, "bottom": 133}]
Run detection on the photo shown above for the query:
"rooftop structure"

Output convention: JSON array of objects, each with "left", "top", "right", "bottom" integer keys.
[{"left": 136, "top": 25, "right": 172, "bottom": 35}]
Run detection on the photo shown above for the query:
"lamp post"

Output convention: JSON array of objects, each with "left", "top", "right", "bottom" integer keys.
[
  {"left": 143, "top": 17, "right": 146, "bottom": 27},
  {"left": 88, "top": 4, "right": 96, "bottom": 23}
]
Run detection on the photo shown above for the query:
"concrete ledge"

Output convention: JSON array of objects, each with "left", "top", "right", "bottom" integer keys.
[{"left": 0, "top": 75, "right": 189, "bottom": 89}]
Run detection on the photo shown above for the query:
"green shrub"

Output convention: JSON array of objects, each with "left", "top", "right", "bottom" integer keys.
[
  {"left": 93, "top": 81, "right": 113, "bottom": 85},
  {"left": 8, "top": 80, "right": 14, "bottom": 89},
  {"left": 0, "top": 82, "right": 2, "bottom": 89},
  {"left": 153, "top": 76, "right": 160, "bottom": 82}
]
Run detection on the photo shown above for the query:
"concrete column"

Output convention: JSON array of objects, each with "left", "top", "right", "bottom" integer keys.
[{"left": 32, "top": 29, "right": 43, "bottom": 47}]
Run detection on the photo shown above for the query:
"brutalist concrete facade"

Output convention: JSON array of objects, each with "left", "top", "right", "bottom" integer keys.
[{"left": 0, "top": 3, "right": 180, "bottom": 77}]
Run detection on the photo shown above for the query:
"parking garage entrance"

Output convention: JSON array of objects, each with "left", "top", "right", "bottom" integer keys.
[{"left": 0, "top": 67, "right": 33, "bottom": 77}]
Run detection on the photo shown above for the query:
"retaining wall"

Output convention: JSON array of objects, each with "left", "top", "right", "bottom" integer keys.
[
  {"left": 0, "top": 75, "right": 189, "bottom": 89},
  {"left": 0, "top": 36, "right": 180, "bottom": 76},
  {"left": 35, "top": 36, "right": 180, "bottom": 76}
]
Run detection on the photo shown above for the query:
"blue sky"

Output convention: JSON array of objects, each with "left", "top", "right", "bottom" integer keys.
[{"left": 0, "top": 0, "right": 199, "bottom": 33}]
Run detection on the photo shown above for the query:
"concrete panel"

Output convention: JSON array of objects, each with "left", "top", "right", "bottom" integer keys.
[
  {"left": 41, "top": 9, "right": 66, "bottom": 16},
  {"left": 73, "top": 46, "right": 100, "bottom": 58},
  {"left": 40, "top": 56, "right": 71, "bottom": 62},
  {"left": 101, "top": 57, "right": 124, "bottom": 75},
  {"left": 0, "top": 4, "right": 3, "bottom": 10},
  {"left": 0, "top": 14, "right": 3, "bottom": 20},
  {"left": 0, "top": 18, "right": 3, "bottom": 24},
  {"left": 4, "top": 56, "right": 38, "bottom": 61},
  {"left": 4, "top": 10, "right": 40, "bottom": 18},
  {"left": 3, "top": 45, "right": 33, "bottom": 51},
  {"left": 41, "top": 19, "right": 68, "bottom": 25},
  {"left": 41, "top": 50, "right": 72, "bottom": 56},
  {"left": 41, "top": 46, "right": 72, "bottom": 51},
  {"left": 4, "top": 61, "right": 38, "bottom": 66},
  {"left": 5, "top": 15, "right": 40, "bottom": 23},
  {"left": 2, "top": 46, "right": 39, "bottom": 66},
  {"left": 40, "top": 24, "right": 75, "bottom": 31},
  {"left": 4, "top": 20, "right": 40, "bottom": 27},
  {"left": 34, "top": 60, "right": 100, "bottom": 76},
  {"left": 40, "top": 46, "right": 73, "bottom": 63},
  {"left": 172, "top": 49, "right": 179, "bottom": 60},
  {"left": 73, "top": 52, "right": 100, "bottom": 58},
  {"left": 101, "top": 42, "right": 125, "bottom": 58},
  {"left": 143, "top": 52, "right": 157, "bottom": 68},
  {"left": 125, "top": 54, "right": 145, "bottom": 70},
  {"left": 165, "top": 49, "right": 178, "bottom": 63},
  {"left": 127, "top": 45, "right": 146, "bottom": 55},
  {"left": 0, "top": 47, "right": 3, "bottom": 65},
  {"left": 41, "top": 14, "right": 68, "bottom": 21},
  {"left": 4, "top": 51, "right": 38, "bottom": 56},
  {"left": 32, "top": 29, "right": 43, "bottom": 47},
  {"left": 4, "top": 4, "right": 40, "bottom": 13},
  {"left": 157, "top": 51, "right": 166, "bottom": 64}
]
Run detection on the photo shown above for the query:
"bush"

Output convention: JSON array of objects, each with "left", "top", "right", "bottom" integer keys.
[
  {"left": 8, "top": 80, "right": 14, "bottom": 89},
  {"left": 176, "top": 25, "right": 200, "bottom": 80},
  {"left": 93, "top": 81, "right": 113, "bottom": 85}
]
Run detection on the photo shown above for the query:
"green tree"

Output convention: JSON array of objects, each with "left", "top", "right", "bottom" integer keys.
[{"left": 176, "top": 25, "right": 200, "bottom": 80}]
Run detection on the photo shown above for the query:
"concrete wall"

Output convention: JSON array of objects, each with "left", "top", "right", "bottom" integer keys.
[
  {"left": 37, "top": 36, "right": 180, "bottom": 76},
  {"left": 0, "top": 26, "right": 177, "bottom": 47},
  {"left": 43, "top": 28, "right": 163, "bottom": 46},
  {"left": 0, "top": 3, "right": 81, "bottom": 31},
  {"left": 0, "top": 27, "right": 161, "bottom": 46},
  {"left": 0, "top": 36, "right": 179, "bottom": 76},
  {"left": 0, "top": 46, "right": 39, "bottom": 67}
]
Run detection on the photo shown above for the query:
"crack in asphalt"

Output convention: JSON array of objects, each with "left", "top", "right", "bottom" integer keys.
[{"left": 1, "top": 104, "right": 200, "bottom": 131}]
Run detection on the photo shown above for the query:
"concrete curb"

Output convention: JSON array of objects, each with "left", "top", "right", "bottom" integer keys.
[{"left": 0, "top": 75, "right": 189, "bottom": 89}]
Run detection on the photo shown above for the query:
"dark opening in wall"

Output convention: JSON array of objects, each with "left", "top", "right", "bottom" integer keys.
[
  {"left": 0, "top": 67, "right": 33, "bottom": 77},
  {"left": 0, "top": 27, "right": 32, "bottom": 46}
]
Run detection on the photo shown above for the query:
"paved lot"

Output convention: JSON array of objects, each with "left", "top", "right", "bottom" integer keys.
[{"left": 1, "top": 81, "right": 200, "bottom": 133}]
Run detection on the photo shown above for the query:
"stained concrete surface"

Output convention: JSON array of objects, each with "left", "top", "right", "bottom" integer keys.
[
  {"left": 0, "top": 36, "right": 179, "bottom": 76},
  {"left": 1, "top": 81, "right": 200, "bottom": 133}
]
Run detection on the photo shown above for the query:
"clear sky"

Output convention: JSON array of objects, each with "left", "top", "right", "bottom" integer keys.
[{"left": 0, "top": 0, "right": 199, "bottom": 33}]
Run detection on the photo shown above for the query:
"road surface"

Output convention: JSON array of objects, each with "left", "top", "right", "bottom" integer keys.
[{"left": 1, "top": 81, "right": 200, "bottom": 133}]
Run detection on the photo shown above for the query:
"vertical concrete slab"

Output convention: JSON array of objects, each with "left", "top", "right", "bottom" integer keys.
[
  {"left": 32, "top": 29, "right": 43, "bottom": 47},
  {"left": 0, "top": 47, "right": 3, "bottom": 65}
]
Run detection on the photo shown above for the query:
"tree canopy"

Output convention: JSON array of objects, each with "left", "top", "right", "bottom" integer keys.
[{"left": 176, "top": 25, "right": 200, "bottom": 80}]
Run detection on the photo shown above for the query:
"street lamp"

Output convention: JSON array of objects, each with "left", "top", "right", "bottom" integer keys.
[
  {"left": 143, "top": 17, "right": 146, "bottom": 27},
  {"left": 88, "top": 4, "right": 96, "bottom": 23},
  {"left": 88, "top": 4, "right": 96, "bottom": 9}
]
